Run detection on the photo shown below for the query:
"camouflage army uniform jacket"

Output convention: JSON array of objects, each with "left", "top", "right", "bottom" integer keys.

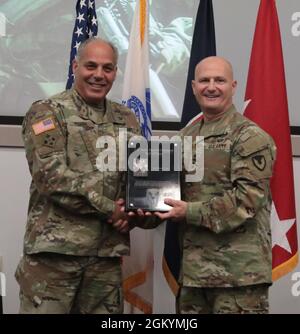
[
  {"left": 180, "top": 105, "right": 276, "bottom": 288},
  {"left": 22, "top": 89, "right": 140, "bottom": 257}
]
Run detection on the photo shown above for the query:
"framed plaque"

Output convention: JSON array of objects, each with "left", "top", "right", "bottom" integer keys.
[{"left": 126, "top": 137, "right": 181, "bottom": 212}]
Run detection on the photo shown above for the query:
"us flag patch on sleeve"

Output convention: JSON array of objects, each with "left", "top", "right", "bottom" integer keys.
[{"left": 32, "top": 118, "right": 55, "bottom": 135}]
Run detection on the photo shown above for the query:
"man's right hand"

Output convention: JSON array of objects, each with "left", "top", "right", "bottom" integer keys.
[{"left": 108, "top": 198, "right": 129, "bottom": 233}]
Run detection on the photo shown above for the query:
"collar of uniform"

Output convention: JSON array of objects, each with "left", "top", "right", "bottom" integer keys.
[
  {"left": 71, "top": 89, "right": 105, "bottom": 124},
  {"left": 200, "top": 105, "right": 236, "bottom": 138},
  {"left": 105, "top": 100, "right": 126, "bottom": 125},
  {"left": 71, "top": 89, "right": 125, "bottom": 125}
]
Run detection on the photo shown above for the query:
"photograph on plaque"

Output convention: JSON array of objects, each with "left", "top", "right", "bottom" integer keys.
[{"left": 126, "top": 138, "right": 181, "bottom": 212}]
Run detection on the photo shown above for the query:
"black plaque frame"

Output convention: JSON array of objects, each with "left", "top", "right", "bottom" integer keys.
[{"left": 126, "top": 138, "right": 181, "bottom": 212}]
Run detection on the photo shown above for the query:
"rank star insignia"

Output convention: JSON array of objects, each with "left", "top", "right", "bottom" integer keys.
[{"left": 252, "top": 155, "right": 266, "bottom": 171}]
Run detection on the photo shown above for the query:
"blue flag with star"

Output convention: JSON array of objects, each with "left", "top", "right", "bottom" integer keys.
[
  {"left": 163, "top": 0, "right": 216, "bottom": 297},
  {"left": 66, "top": 0, "right": 98, "bottom": 89},
  {"left": 180, "top": 0, "right": 216, "bottom": 127}
]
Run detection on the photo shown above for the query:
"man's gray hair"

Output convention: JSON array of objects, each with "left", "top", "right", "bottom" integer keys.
[{"left": 75, "top": 37, "right": 119, "bottom": 64}]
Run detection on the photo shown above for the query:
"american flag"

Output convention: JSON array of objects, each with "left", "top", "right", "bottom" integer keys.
[
  {"left": 66, "top": 0, "right": 98, "bottom": 89},
  {"left": 32, "top": 118, "right": 55, "bottom": 135}
]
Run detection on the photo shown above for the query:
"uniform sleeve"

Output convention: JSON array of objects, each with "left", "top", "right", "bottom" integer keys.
[
  {"left": 186, "top": 128, "right": 276, "bottom": 234},
  {"left": 23, "top": 101, "right": 115, "bottom": 218}
]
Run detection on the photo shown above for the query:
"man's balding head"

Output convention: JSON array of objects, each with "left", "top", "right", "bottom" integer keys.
[{"left": 192, "top": 56, "right": 237, "bottom": 120}]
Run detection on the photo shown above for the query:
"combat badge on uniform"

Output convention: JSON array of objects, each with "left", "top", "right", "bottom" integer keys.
[
  {"left": 32, "top": 118, "right": 55, "bottom": 135},
  {"left": 252, "top": 154, "right": 266, "bottom": 171}
]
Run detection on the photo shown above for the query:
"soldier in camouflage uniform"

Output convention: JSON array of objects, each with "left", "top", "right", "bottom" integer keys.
[
  {"left": 155, "top": 56, "right": 276, "bottom": 314},
  {"left": 15, "top": 38, "right": 140, "bottom": 314}
]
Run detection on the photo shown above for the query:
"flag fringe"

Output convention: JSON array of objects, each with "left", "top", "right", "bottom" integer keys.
[
  {"left": 124, "top": 290, "right": 152, "bottom": 314},
  {"left": 140, "top": 0, "right": 146, "bottom": 45},
  {"left": 122, "top": 270, "right": 152, "bottom": 314},
  {"left": 162, "top": 256, "right": 180, "bottom": 296},
  {"left": 272, "top": 252, "right": 299, "bottom": 281},
  {"left": 123, "top": 270, "right": 146, "bottom": 291}
]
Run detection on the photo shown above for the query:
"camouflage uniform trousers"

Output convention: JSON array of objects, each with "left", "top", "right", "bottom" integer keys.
[
  {"left": 15, "top": 253, "right": 123, "bottom": 314},
  {"left": 177, "top": 284, "right": 269, "bottom": 314}
]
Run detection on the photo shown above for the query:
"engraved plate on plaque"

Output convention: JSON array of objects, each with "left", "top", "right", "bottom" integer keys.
[{"left": 126, "top": 138, "right": 181, "bottom": 212}]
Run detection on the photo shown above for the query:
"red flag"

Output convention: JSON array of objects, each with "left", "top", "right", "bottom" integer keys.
[{"left": 244, "top": 0, "right": 298, "bottom": 281}]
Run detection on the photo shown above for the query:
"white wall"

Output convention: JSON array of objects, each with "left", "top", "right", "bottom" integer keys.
[
  {"left": 0, "top": 148, "right": 30, "bottom": 314},
  {"left": 0, "top": 148, "right": 299, "bottom": 313}
]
